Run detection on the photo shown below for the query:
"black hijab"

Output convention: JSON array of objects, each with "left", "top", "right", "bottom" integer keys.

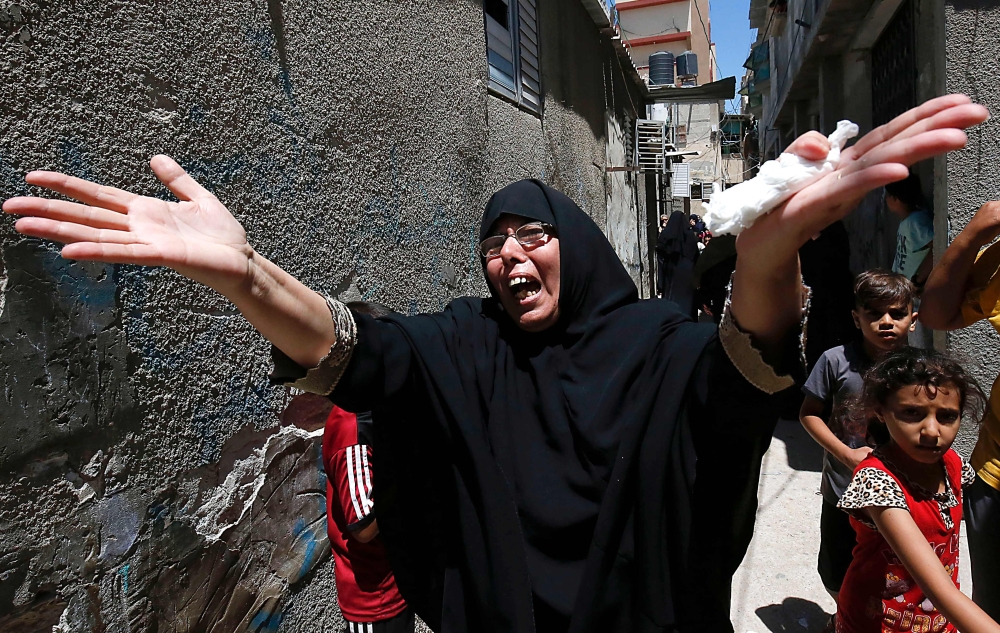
[
  {"left": 656, "top": 211, "right": 698, "bottom": 262},
  {"left": 343, "top": 180, "right": 716, "bottom": 632}
]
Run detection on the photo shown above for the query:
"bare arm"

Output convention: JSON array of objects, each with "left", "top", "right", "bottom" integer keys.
[
  {"left": 799, "top": 396, "right": 871, "bottom": 470},
  {"left": 730, "top": 96, "right": 989, "bottom": 351},
  {"left": 871, "top": 506, "right": 1000, "bottom": 633},
  {"left": 921, "top": 201, "right": 1000, "bottom": 330},
  {"left": 351, "top": 519, "right": 379, "bottom": 544}
]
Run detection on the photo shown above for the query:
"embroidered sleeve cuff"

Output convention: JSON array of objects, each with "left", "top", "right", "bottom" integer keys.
[
  {"left": 718, "top": 281, "right": 811, "bottom": 395},
  {"left": 267, "top": 295, "right": 357, "bottom": 396}
]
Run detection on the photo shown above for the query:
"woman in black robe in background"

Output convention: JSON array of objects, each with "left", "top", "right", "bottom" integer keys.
[{"left": 656, "top": 211, "right": 699, "bottom": 317}]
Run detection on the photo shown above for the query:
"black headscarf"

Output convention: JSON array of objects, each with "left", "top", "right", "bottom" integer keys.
[
  {"left": 336, "top": 180, "right": 716, "bottom": 632},
  {"left": 656, "top": 211, "right": 698, "bottom": 262}
]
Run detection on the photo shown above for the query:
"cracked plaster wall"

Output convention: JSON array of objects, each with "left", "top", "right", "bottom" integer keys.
[{"left": 0, "top": 0, "right": 645, "bottom": 630}]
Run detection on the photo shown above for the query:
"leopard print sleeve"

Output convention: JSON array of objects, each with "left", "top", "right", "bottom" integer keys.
[
  {"left": 962, "top": 459, "right": 977, "bottom": 488},
  {"left": 837, "top": 467, "right": 908, "bottom": 530}
]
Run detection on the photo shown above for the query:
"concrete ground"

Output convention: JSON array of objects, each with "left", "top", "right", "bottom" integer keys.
[{"left": 731, "top": 419, "right": 973, "bottom": 633}]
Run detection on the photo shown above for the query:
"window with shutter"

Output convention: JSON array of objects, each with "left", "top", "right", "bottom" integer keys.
[
  {"left": 485, "top": 0, "right": 543, "bottom": 115},
  {"left": 701, "top": 182, "right": 714, "bottom": 200},
  {"left": 671, "top": 163, "right": 691, "bottom": 198},
  {"left": 690, "top": 182, "right": 703, "bottom": 200},
  {"left": 485, "top": 0, "right": 517, "bottom": 97},
  {"left": 517, "top": 0, "right": 541, "bottom": 114}
]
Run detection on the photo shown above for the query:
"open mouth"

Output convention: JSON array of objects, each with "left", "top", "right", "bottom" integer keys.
[{"left": 509, "top": 275, "right": 542, "bottom": 303}]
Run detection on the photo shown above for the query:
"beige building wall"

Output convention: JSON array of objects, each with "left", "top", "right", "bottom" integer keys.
[{"left": 617, "top": 0, "right": 714, "bottom": 85}]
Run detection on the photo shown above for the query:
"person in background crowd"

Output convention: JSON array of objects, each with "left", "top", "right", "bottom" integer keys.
[
  {"left": 835, "top": 348, "right": 998, "bottom": 633},
  {"left": 693, "top": 233, "right": 735, "bottom": 324},
  {"left": 696, "top": 230, "right": 712, "bottom": 252},
  {"left": 887, "top": 172, "right": 934, "bottom": 288},
  {"left": 322, "top": 299, "right": 415, "bottom": 633},
  {"left": 779, "top": 221, "right": 859, "bottom": 421},
  {"left": 799, "top": 271, "right": 917, "bottom": 632},
  {"left": 655, "top": 214, "right": 670, "bottom": 297},
  {"left": 689, "top": 213, "right": 706, "bottom": 235},
  {"left": 800, "top": 222, "right": 857, "bottom": 371},
  {"left": 656, "top": 210, "right": 699, "bottom": 316},
  {"left": 919, "top": 200, "right": 1000, "bottom": 621}
]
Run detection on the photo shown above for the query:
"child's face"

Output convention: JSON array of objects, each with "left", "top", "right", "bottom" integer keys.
[
  {"left": 885, "top": 193, "right": 909, "bottom": 217},
  {"left": 876, "top": 383, "right": 962, "bottom": 464},
  {"left": 853, "top": 301, "right": 916, "bottom": 351}
]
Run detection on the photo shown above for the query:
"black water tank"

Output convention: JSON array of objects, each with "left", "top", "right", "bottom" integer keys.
[
  {"left": 676, "top": 50, "right": 699, "bottom": 78},
  {"left": 648, "top": 51, "right": 675, "bottom": 86}
]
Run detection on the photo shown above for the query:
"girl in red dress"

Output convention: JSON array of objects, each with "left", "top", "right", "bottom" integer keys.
[{"left": 836, "top": 348, "right": 999, "bottom": 633}]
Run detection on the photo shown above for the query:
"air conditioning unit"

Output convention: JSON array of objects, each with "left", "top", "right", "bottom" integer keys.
[{"left": 634, "top": 119, "right": 667, "bottom": 173}]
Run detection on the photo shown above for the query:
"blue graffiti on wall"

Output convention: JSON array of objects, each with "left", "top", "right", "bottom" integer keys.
[{"left": 348, "top": 147, "right": 479, "bottom": 311}]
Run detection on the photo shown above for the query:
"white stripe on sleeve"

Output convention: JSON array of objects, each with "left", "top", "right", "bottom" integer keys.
[
  {"left": 361, "top": 445, "right": 373, "bottom": 497},
  {"left": 345, "top": 448, "right": 364, "bottom": 521},
  {"left": 355, "top": 445, "right": 374, "bottom": 514}
]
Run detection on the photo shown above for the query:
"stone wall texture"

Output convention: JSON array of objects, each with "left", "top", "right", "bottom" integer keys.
[
  {"left": 0, "top": 0, "right": 645, "bottom": 629},
  {"left": 944, "top": 0, "right": 1000, "bottom": 456}
]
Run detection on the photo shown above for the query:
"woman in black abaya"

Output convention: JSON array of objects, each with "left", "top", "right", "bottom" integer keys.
[
  {"left": 313, "top": 181, "right": 786, "bottom": 632},
  {"left": 656, "top": 211, "right": 699, "bottom": 316},
  {"left": 6, "top": 96, "right": 987, "bottom": 633}
]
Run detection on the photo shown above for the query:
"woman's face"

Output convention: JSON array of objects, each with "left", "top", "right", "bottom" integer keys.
[
  {"left": 484, "top": 215, "right": 561, "bottom": 332},
  {"left": 876, "top": 383, "right": 962, "bottom": 465}
]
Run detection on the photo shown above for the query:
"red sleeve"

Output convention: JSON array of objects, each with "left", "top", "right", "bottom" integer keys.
[{"left": 330, "top": 443, "right": 375, "bottom": 531}]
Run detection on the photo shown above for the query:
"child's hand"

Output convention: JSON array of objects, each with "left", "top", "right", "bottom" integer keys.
[{"left": 840, "top": 446, "right": 874, "bottom": 470}]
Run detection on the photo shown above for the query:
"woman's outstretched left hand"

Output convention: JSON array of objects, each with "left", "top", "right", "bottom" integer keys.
[{"left": 731, "top": 94, "right": 990, "bottom": 349}]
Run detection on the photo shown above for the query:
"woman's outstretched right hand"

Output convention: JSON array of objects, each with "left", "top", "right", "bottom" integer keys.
[
  {"left": 4, "top": 155, "right": 255, "bottom": 298},
  {"left": 4, "top": 155, "right": 337, "bottom": 367}
]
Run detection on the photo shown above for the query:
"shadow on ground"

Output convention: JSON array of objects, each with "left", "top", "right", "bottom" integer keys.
[
  {"left": 755, "top": 597, "right": 831, "bottom": 632},
  {"left": 772, "top": 419, "right": 824, "bottom": 473}
]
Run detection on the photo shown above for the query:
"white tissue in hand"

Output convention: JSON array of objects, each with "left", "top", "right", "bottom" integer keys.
[{"left": 703, "top": 120, "right": 859, "bottom": 236}]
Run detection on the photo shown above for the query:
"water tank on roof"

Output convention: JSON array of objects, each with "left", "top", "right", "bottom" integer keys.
[
  {"left": 648, "top": 51, "right": 675, "bottom": 86},
  {"left": 676, "top": 51, "right": 699, "bottom": 78}
]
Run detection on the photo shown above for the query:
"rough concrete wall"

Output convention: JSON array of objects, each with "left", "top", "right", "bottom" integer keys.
[
  {"left": 944, "top": 0, "right": 1000, "bottom": 457},
  {"left": 0, "top": 0, "right": 641, "bottom": 630}
]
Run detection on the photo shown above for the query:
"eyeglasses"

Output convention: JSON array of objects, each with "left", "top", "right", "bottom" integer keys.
[{"left": 479, "top": 223, "right": 555, "bottom": 259}]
